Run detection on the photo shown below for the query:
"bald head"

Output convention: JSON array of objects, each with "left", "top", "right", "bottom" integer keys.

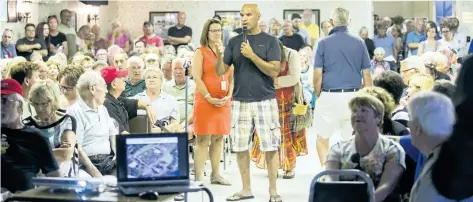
[{"left": 241, "top": 4, "right": 261, "bottom": 32}]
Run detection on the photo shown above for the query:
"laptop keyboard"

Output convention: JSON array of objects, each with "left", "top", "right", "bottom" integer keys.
[{"left": 121, "top": 185, "right": 188, "bottom": 194}]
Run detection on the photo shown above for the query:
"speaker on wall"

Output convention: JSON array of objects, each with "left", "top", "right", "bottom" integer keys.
[{"left": 79, "top": 0, "right": 108, "bottom": 6}]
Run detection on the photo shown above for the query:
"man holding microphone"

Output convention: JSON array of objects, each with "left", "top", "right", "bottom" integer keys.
[{"left": 214, "top": 4, "right": 283, "bottom": 202}]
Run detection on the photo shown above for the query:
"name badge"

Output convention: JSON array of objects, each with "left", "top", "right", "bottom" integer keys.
[{"left": 221, "top": 80, "right": 227, "bottom": 91}]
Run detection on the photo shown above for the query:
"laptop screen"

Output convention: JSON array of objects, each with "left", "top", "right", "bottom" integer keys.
[{"left": 116, "top": 133, "right": 189, "bottom": 182}]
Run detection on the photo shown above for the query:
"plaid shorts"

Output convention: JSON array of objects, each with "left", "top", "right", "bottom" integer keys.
[{"left": 230, "top": 99, "right": 281, "bottom": 152}]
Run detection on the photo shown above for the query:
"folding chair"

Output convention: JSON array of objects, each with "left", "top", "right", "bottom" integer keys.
[
  {"left": 308, "top": 169, "right": 375, "bottom": 202},
  {"left": 129, "top": 110, "right": 152, "bottom": 134}
]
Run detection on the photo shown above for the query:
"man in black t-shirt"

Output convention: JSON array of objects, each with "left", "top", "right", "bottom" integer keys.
[
  {"left": 216, "top": 4, "right": 283, "bottom": 202},
  {"left": 279, "top": 20, "right": 306, "bottom": 51},
  {"left": 1, "top": 79, "right": 60, "bottom": 193},
  {"left": 167, "top": 12, "right": 192, "bottom": 50},
  {"left": 16, "top": 23, "right": 47, "bottom": 60},
  {"left": 48, "top": 15, "right": 68, "bottom": 57}
]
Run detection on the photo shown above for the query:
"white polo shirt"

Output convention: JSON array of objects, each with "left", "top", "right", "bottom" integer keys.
[{"left": 66, "top": 98, "right": 118, "bottom": 156}]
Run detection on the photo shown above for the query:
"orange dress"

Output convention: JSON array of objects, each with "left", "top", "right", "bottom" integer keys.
[{"left": 193, "top": 46, "right": 232, "bottom": 136}]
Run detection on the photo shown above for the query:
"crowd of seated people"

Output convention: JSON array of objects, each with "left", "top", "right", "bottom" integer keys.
[{"left": 0, "top": 5, "right": 472, "bottom": 202}]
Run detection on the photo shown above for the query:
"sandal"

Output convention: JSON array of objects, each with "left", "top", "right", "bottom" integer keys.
[
  {"left": 226, "top": 192, "right": 255, "bottom": 201},
  {"left": 174, "top": 193, "right": 185, "bottom": 201},
  {"left": 211, "top": 176, "right": 232, "bottom": 186},
  {"left": 282, "top": 171, "right": 295, "bottom": 179},
  {"left": 269, "top": 195, "right": 283, "bottom": 202}
]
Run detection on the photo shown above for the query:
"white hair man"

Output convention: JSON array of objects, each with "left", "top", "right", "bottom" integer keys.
[
  {"left": 313, "top": 7, "right": 372, "bottom": 166},
  {"left": 1, "top": 79, "right": 60, "bottom": 192},
  {"left": 66, "top": 71, "right": 118, "bottom": 175},
  {"left": 163, "top": 58, "right": 195, "bottom": 140},
  {"left": 408, "top": 91, "right": 459, "bottom": 201},
  {"left": 1, "top": 29, "right": 17, "bottom": 59},
  {"left": 122, "top": 56, "right": 146, "bottom": 97}
]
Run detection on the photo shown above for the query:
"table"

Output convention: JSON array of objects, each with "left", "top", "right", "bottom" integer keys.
[{"left": 5, "top": 185, "right": 212, "bottom": 202}]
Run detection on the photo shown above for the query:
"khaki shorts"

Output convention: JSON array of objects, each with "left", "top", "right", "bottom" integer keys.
[{"left": 230, "top": 99, "right": 281, "bottom": 152}]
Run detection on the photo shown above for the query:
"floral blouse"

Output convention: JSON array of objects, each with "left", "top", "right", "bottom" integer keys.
[{"left": 326, "top": 135, "right": 406, "bottom": 187}]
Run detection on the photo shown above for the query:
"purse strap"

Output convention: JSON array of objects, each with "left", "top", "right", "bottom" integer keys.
[{"left": 294, "top": 82, "right": 304, "bottom": 104}]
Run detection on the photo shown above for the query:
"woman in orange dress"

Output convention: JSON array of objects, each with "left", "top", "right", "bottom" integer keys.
[
  {"left": 251, "top": 43, "right": 308, "bottom": 179},
  {"left": 192, "top": 19, "right": 233, "bottom": 185}
]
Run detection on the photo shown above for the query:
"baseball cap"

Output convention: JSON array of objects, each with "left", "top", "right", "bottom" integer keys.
[
  {"left": 1, "top": 79, "right": 23, "bottom": 97},
  {"left": 143, "top": 21, "right": 153, "bottom": 26},
  {"left": 101, "top": 66, "right": 128, "bottom": 84}
]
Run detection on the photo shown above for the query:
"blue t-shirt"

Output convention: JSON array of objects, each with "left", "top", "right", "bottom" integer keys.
[
  {"left": 406, "top": 31, "right": 426, "bottom": 55},
  {"left": 314, "top": 26, "right": 370, "bottom": 90},
  {"left": 399, "top": 135, "right": 427, "bottom": 182}
]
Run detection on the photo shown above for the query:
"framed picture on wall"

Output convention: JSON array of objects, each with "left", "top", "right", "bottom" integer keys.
[
  {"left": 283, "top": 9, "right": 320, "bottom": 28},
  {"left": 7, "top": 0, "right": 17, "bottom": 22},
  {"left": 149, "top": 11, "right": 179, "bottom": 42},
  {"left": 214, "top": 11, "right": 241, "bottom": 31}
]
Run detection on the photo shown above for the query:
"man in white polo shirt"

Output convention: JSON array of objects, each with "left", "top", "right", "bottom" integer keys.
[{"left": 66, "top": 71, "right": 119, "bottom": 175}]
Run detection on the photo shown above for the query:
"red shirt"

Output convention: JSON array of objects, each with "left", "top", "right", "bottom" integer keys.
[{"left": 139, "top": 35, "right": 163, "bottom": 47}]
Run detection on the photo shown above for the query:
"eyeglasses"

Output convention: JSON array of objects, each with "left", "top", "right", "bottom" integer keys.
[
  {"left": 209, "top": 29, "right": 222, "bottom": 33},
  {"left": 60, "top": 85, "right": 74, "bottom": 92},
  {"left": 1, "top": 97, "right": 21, "bottom": 104},
  {"left": 31, "top": 101, "right": 50, "bottom": 108}
]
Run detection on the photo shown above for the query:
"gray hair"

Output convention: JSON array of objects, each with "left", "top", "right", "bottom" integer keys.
[
  {"left": 126, "top": 56, "right": 145, "bottom": 69},
  {"left": 172, "top": 58, "right": 186, "bottom": 70},
  {"left": 331, "top": 7, "right": 350, "bottom": 26},
  {"left": 421, "top": 51, "right": 448, "bottom": 67},
  {"left": 401, "top": 56, "right": 425, "bottom": 73},
  {"left": 374, "top": 47, "right": 385, "bottom": 55},
  {"left": 407, "top": 91, "right": 455, "bottom": 137},
  {"left": 359, "top": 26, "right": 369, "bottom": 35},
  {"left": 142, "top": 67, "right": 165, "bottom": 85},
  {"left": 76, "top": 71, "right": 105, "bottom": 98}
]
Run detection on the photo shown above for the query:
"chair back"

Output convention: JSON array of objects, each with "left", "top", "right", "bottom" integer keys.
[
  {"left": 129, "top": 110, "right": 152, "bottom": 133},
  {"left": 309, "top": 169, "right": 375, "bottom": 202}
]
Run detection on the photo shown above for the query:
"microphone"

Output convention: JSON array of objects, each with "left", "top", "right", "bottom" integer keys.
[
  {"left": 242, "top": 26, "right": 248, "bottom": 43},
  {"left": 351, "top": 153, "right": 362, "bottom": 181}
]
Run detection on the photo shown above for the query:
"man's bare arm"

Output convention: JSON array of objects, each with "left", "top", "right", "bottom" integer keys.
[
  {"left": 362, "top": 68, "right": 373, "bottom": 88},
  {"left": 313, "top": 68, "right": 323, "bottom": 97},
  {"left": 168, "top": 36, "right": 192, "bottom": 44},
  {"left": 249, "top": 53, "right": 280, "bottom": 78}
]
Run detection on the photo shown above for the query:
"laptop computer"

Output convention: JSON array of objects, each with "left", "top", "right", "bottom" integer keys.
[{"left": 116, "top": 132, "right": 195, "bottom": 195}]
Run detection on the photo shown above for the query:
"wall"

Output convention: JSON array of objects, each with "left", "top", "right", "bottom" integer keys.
[
  {"left": 113, "top": 0, "right": 374, "bottom": 45},
  {"left": 455, "top": 1, "right": 473, "bottom": 51},
  {"left": 2, "top": 0, "right": 374, "bottom": 45},
  {"left": 373, "top": 1, "right": 434, "bottom": 19},
  {"left": 0, "top": 0, "right": 116, "bottom": 41},
  {"left": 0, "top": 1, "right": 40, "bottom": 40}
]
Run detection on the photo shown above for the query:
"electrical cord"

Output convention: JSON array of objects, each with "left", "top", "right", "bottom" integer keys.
[{"left": 200, "top": 186, "right": 214, "bottom": 202}]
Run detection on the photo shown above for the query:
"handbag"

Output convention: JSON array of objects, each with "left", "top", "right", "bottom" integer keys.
[{"left": 290, "top": 82, "right": 313, "bottom": 132}]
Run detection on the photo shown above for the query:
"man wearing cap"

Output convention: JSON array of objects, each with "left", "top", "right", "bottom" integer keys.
[
  {"left": 102, "top": 66, "right": 155, "bottom": 134},
  {"left": 1, "top": 79, "right": 60, "bottom": 192},
  {"left": 139, "top": 21, "right": 164, "bottom": 48}
]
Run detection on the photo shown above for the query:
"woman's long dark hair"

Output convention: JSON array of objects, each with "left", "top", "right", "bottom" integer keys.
[
  {"left": 427, "top": 21, "right": 439, "bottom": 38},
  {"left": 36, "top": 22, "right": 50, "bottom": 44}
]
